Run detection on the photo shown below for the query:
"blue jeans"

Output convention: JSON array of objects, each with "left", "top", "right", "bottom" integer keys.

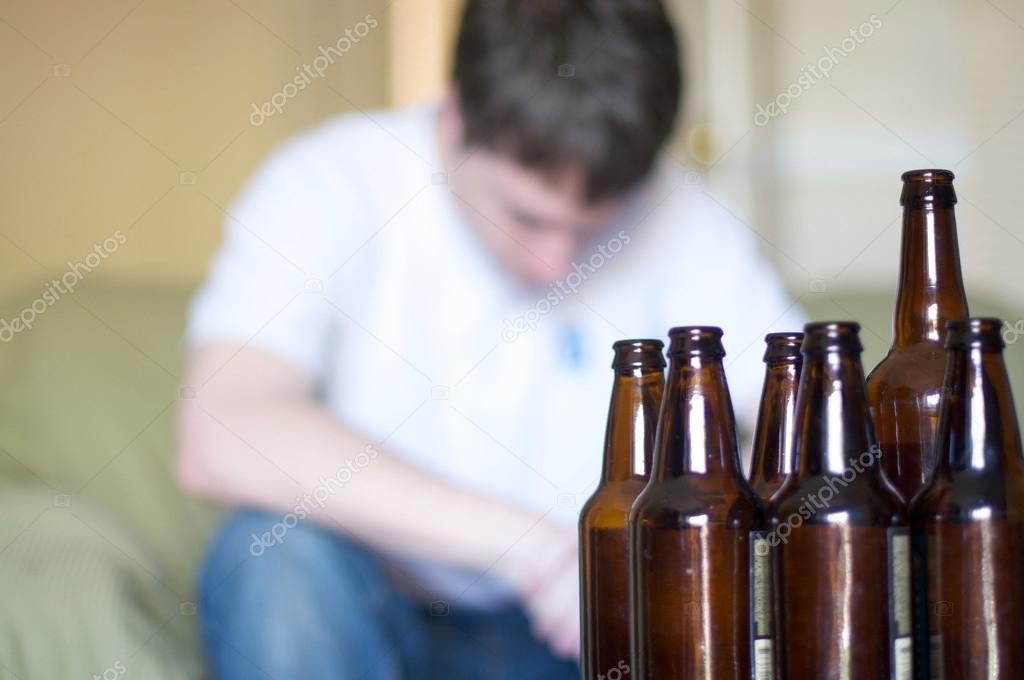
[{"left": 199, "top": 509, "right": 580, "bottom": 680}]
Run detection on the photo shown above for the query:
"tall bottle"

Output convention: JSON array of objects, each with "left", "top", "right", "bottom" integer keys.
[
  {"left": 868, "top": 169, "right": 969, "bottom": 504},
  {"left": 580, "top": 340, "right": 665, "bottom": 680},
  {"left": 772, "top": 322, "right": 911, "bottom": 679},
  {"left": 910, "top": 318, "right": 1024, "bottom": 679},
  {"left": 749, "top": 332, "right": 804, "bottom": 501},
  {"left": 630, "top": 327, "right": 767, "bottom": 679}
]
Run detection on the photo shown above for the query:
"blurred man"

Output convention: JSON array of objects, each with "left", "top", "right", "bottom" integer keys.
[{"left": 176, "top": 1, "right": 803, "bottom": 678}]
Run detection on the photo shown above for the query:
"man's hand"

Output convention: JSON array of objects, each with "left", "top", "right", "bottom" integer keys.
[{"left": 499, "top": 522, "right": 580, "bottom": 659}]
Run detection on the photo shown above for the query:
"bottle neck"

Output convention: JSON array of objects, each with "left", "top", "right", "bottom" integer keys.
[
  {"left": 795, "top": 349, "right": 878, "bottom": 477},
  {"left": 893, "top": 202, "right": 968, "bottom": 346},
  {"left": 601, "top": 367, "right": 664, "bottom": 483},
  {"left": 937, "top": 346, "right": 1024, "bottom": 475},
  {"left": 654, "top": 355, "right": 741, "bottom": 479},
  {"left": 751, "top": 361, "right": 801, "bottom": 483}
]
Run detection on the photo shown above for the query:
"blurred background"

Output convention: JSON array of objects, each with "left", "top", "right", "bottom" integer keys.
[
  {"left": 4, "top": 0, "right": 1024, "bottom": 346},
  {"left": 0, "top": 0, "right": 1022, "bottom": 677}
]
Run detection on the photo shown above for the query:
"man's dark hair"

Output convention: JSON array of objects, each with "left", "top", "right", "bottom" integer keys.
[{"left": 453, "top": 0, "right": 682, "bottom": 202}]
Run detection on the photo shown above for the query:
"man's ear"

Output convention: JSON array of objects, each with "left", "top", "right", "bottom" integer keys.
[
  {"left": 439, "top": 87, "right": 465, "bottom": 145},
  {"left": 439, "top": 86, "right": 475, "bottom": 171}
]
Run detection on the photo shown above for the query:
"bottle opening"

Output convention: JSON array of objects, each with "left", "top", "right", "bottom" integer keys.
[
  {"left": 763, "top": 332, "right": 804, "bottom": 363},
  {"left": 667, "top": 326, "right": 725, "bottom": 357},
  {"left": 611, "top": 339, "right": 666, "bottom": 369},
  {"left": 900, "top": 168, "right": 956, "bottom": 206},
  {"left": 801, "top": 321, "right": 863, "bottom": 354},
  {"left": 901, "top": 169, "right": 954, "bottom": 183},
  {"left": 945, "top": 318, "right": 1005, "bottom": 350}
]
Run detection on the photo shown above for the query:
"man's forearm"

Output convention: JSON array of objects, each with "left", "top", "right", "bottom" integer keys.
[{"left": 176, "top": 343, "right": 559, "bottom": 586}]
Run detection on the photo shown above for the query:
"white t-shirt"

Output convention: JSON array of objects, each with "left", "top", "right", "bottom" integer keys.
[{"left": 187, "top": 104, "right": 805, "bottom": 604}]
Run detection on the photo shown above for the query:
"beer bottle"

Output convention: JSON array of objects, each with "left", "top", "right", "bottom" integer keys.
[
  {"left": 630, "top": 326, "right": 767, "bottom": 679},
  {"left": 868, "top": 169, "right": 969, "bottom": 504},
  {"left": 910, "top": 318, "right": 1024, "bottom": 679},
  {"left": 580, "top": 340, "right": 665, "bottom": 680},
  {"left": 772, "top": 322, "right": 911, "bottom": 679},
  {"left": 749, "top": 332, "right": 804, "bottom": 501}
]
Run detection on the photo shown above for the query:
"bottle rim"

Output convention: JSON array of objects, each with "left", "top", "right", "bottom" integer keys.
[
  {"left": 667, "top": 326, "right": 725, "bottom": 357},
  {"left": 945, "top": 317, "right": 1005, "bottom": 350},
  {"left": 611, "top": 339, "right": 666, "bottom": 369},
  {"left": 764, "top": 332, "right": 804, "bottom": 363},
  {"left": 900, "top": 168, "right": 957, "bottom": 206},
  {"left": 801, "top": 321, "right": 863, "bottom": 354},
  {"left": 901, "top": 169, "right": 955, "bottom": 183}
]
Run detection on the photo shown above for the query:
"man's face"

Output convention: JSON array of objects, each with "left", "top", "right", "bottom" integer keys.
[{"left": 446, "top": 142, "right": 626, "bottom": 287}]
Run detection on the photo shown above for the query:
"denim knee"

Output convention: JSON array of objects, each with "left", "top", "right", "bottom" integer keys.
[{"left": 199, "top": 509, "right": 408, "bottom": 679}]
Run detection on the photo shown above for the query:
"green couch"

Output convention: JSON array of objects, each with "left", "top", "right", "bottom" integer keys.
[
  {"left": 0, "top": 285, "right": 217, "bottom": 679},
  {"left": 0, "top": 282, "right": 1019, "bottom": 679}
]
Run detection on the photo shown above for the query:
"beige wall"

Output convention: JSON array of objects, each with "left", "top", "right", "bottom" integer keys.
[
  {"left": 727, "top": 1, "right": 1024, "bottom": 315},
  {"left": 0, "top": 0, "right": 394, "bottom": 291},
  {"left": 388, "top": 0, "right": 464, "bottom": 107}
]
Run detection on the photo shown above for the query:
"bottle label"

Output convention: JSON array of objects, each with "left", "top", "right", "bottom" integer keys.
[
  {"left": 753, "top": 639, "right": 774, "bottom": 680},
  {"left": 750, "top": 531, "right": 775, "bottom": 679},
  {"left": 929, "top": 635, "right": 945, "bottom": 680},
  {"left": 888, "top": 528, "right": 913, "bottom": 680}
]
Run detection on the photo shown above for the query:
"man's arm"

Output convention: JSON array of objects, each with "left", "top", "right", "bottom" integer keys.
[{"left": 175, "top": 341, "right": 580, "bottom": 657}]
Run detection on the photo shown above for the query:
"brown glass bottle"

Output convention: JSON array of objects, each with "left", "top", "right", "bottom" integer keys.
[
  {"left": 580, "top": 340, "right": 665, "bottom": 680},
  {"left": 772, "top": 322, "right": 911, "bottom": 680},
  {"left": 630, "top": 327, "right": 767, "bottom": 680},
  {"left": 910, "top": 319, "right": 1024, "bottom": 679},
  {"left": 868, "top": 169, "right": 969, "bottom": 505},
  {"left": 749, "top": 332, "right": 804, "bottom": 501}
]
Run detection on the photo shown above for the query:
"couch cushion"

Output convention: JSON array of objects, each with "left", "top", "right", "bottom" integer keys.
[
  {"left": 0, "top": 283, "right": 221, "bottom": 600},
  {"left": 0, "top": 482, "right": 202, "bottom": 679}
]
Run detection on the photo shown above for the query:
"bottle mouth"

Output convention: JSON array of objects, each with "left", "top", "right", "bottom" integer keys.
[
  {"left": 763, "top": 332, "right": 804, "bottom": 363},
  {"left": 611, "top": 339, "right": 666, "bottom": 369},
  {"left": 801, "top": 321, "right": 863, "bottom": 354},
  {"left": 900, "top": 168, "right": 957, "bottom": 206},
  {"left": 667, "top": 326, "right": 725, "bottom": 357},
  {"left": 901, "top": 169, "right": 955, "bottom": 183},
  {"left": 945, "top": 318, "right": 1005, "bottom": 350}
]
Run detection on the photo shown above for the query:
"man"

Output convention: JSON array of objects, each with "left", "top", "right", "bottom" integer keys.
[{"left": 176, "top": 1, "right": 803, "bottom": 678}]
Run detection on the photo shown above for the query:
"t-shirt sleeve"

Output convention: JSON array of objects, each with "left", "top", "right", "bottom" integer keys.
[{"left": 185, "top": 144, "right": 342, "bottom": 378}]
